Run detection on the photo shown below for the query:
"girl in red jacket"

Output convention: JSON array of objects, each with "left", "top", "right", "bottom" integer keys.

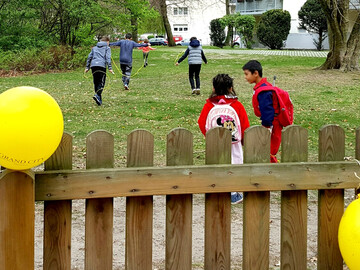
[
  {"left": 198, "top": 74, "right": 250, "bottom": 203},
  {"left": 138, "top": 39, "right": 156, "bottom": 67}
]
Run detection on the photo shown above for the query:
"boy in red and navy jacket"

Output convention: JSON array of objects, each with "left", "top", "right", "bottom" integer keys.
[{"left": 242, "top": 60, "right": 281, "bottom": 163}]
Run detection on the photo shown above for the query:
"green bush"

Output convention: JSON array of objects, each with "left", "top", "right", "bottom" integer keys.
[
  {"left": 209, "top": 19, "right": 225, "bottom": 48},
  {"left": 257, "top": 9, "right": 291, "bottom": 50},
  {"left": 0, "top": 45, "right": 88, "bottom": 73}
]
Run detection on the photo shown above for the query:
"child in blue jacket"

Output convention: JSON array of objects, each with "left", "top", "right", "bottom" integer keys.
[
  {"left": 176, "top": 37, "right": 207, "bottom": 95},
  {"left": 109, "top": 33, "right": 148, "bottom": 90},
  {"left": 85, "top": 36, "right": 114, "bottom": 106}
]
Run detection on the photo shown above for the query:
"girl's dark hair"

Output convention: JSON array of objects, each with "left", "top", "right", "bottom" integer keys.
[
  {"left": 210, "top": 74, "right": 237, "bottom": 98},
  {"left": 190, "top": 36, "right": 197, "bottom": 41}
]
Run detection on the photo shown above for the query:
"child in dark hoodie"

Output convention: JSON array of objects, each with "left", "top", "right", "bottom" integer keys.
[
  {"left": 176, "top": 37, "right": 208, "bottom": 95},
  {"left": 85, "top": 36, "right": 114, "bottom": 106}
]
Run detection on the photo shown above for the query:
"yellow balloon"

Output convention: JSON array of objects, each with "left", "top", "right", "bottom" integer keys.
[
  {"left": 0, "top": 86, "right": 63, "bottom": 170},
  {"left": 338, "top": 197, "right": 360, "bottom": 270}
]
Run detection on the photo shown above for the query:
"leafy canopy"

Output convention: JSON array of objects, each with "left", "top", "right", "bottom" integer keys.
[{"left": 257, "top": 9, "right": 291, "bottom": 50}]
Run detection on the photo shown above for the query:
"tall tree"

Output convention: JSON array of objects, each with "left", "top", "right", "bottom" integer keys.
[
  {"left": 318, "top": 0, "right": 360, "bottom": 71},
  {"left": 150, "top": 0, "right": 176, "bottom": 46},
  {"left": 123, "top": 0, "right": 159, "bottom": 42},
  {"left": 298, "top": 0, "right": 328, "bottom": 51},
  {"left": 235, "top": 15, "right": 256, "bottom": 49}
]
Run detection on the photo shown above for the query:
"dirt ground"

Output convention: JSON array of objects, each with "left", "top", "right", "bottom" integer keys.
[{"left": 34, "top": 190, "right": 353, "bottom": 269}]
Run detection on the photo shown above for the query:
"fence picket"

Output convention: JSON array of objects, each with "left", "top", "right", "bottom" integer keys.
[
  {"left": 204, "top": 127, "right": 231, "bottom": 269},
  {"left": 280, "top": 126, "right": 308, "bottom": 269},
  {"left": 44, "top": 132, "right": 73, "bottom": 270},
  {"left": 126, "top": 129, "right": 154, "bottom": 270},
  {"left": 0, "top": 170, "right": 35, "bottom": 270},
  {"left": 356, "top": 127, "right": 360, "bottom": 160},
  {"left": 318, "top": 125, "right": 345, "bottom": 269},
  {"left": 243, "top": 126, "right": 270, "bottom": 270},
  {"left": 166, "top": 128, "right": 193, "bottom": 270},
  {"left": 85, "top": 130, "right": 114, "bottom": 270}
]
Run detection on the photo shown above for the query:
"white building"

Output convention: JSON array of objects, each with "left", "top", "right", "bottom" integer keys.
[
  {"left": 235, "top": 0, "right": 329, "bottom": 50},
  {"left": 166, "top": 0, "right": 236, "bottom": 45}
]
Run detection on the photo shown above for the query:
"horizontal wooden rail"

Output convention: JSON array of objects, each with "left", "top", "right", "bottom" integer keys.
[{"left": 34, "top": 161, "right": 360, "bottom": 201}]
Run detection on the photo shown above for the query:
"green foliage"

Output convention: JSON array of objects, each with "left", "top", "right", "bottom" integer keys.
[
  {"left": 257, "top": 9, "right": 291, "bottom": 50},
  {"left": 210, "top": 19, "right": 225, "bottom": 48},
  {"left": 235, "top": 15, "right": 256, "bottom": 49},
  {"left": 0, "top": 45, "right": 88, "bottom": 72},
  {"left": 220, "top": 14, "right": 238, "bottom": 46},
  {"left": 298, "top": 0, "right": 328, "bottom": 51},
  {"left": 0, "top": 0, "right": 159, "bottom": 51}
]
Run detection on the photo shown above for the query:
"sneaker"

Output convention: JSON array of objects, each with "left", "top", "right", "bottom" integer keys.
[
  {"left": 195, "top": 89, "right": 200, "bottom": 95},
  {"left": 92, "top": 94, "right": 101, "bottom": 106},
  {"left": 191, "top": 89, "right": 196, "bottom": 95},
  {"left": 124, "top": 84, "right": 129, "bottom": 90},
  {"left": 231, "top": 192, "right": 243, "bottom": 204}
]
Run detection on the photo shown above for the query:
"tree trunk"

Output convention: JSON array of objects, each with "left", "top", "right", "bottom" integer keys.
[
  {"left": 224, "top": 0, "right": 231, "bottom": 46},
  {"left": 159, "top": 0, "right": 175, "bottom": 46},
  {"left": 131, "top": 16, "right": 138, "bottom": 42},
  {"left": 318, "top": 0, "right": 360, "bottom": 71}
]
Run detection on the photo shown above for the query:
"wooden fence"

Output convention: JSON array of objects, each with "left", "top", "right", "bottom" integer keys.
[{"left": 1, "top": 125, "right": 360, "bottom": 270}]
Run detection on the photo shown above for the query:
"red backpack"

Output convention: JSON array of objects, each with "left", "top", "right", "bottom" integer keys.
[
  {"left": 272, "top": 86, "right": 294, "bottom": 126},
  {"left": 253, "top": 78, "right": 294, "bottom": 127}
]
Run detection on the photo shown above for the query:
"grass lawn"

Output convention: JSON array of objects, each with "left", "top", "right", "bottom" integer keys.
[{"left": 1, "top": 46, "right": 359, "bottom": 167}]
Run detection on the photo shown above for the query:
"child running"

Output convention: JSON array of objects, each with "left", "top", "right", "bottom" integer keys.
[
  {"left": 109, "top": 33, "right": 148, "bottom": 90},
  {"left": 138, "top": 39, "right": 156, "bottom": 67},
  {"left": 198, "top": 74, "right": 250, "bottom": 204},
  {"left": 85, "top": 36, "right": 114, "bottom": 106},
  {"left": 176, "top": 37, "right": 207, "bottom": 95}
]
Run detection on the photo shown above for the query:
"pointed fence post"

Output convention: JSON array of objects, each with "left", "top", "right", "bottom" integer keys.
[
  {"left": 166, "top": 128, "right": 193, "bottom": 270},
  {"left": 85, "top": 130, "right": 114, "bottom": 270},
  {"left": 0, "top": 170, "right": 35, "bottom": 270},
  {"left": 243, "top": 125, "right": 270, "bottom": 270},
  {"left": 126, "top": 129, "right": 154, "bottom": 270},
  {"left": 280, "top": 126, "right": 308, "bottom": 269},
  {"left": 204, "top": 127, "right": 231, "bottom": 270},
  {"left": 318, "top": 124, "right": 344, "bottom": 269},
  {"left": 44, "top": 132, "right": 73, "bottom": 270}
]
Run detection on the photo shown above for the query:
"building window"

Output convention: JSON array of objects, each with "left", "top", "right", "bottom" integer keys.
[
  {"left": 173, "top": 6, "right": 188, "bottom": 16},
  {"left": 174, "top": 24, "right": 188, "bottom": 32}
]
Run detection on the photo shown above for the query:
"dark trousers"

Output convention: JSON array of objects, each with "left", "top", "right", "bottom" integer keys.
[
  {"left": 189, "top": 64, "right": 201, "bottom": 89},
  {"left": 120, "top": 64, "right": 132, "bottom": 86},
  {"left": 91, "top": 66, "right": 106, "bottom": 99},
  {"left": 143, "top": 52, "right": 149, "bottom": 66}
]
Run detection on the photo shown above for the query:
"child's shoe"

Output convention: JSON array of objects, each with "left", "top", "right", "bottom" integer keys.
[
  {"left": 191, "top": 89, "right": 196, "bottom": 95},
  {"left": 93, "top": 94, "right": 102, "bottom": 106},
  {"left": 124, "top": 84, "right": 129, "bottom": 90},
  {"left": 195, "top": 89, "right": 200, "bottom": 95},
  {"left": 231, "top": 192, "right": 243, "bottom": 204}
]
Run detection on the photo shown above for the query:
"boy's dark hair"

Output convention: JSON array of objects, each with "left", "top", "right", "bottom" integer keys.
[
  {"left": 100, "top": 36, "right": 110, "bottom": 42},
  {"left": 211, "top": 74, "right": 237, "bottom": 97},
  {"left": 125, "top": 33, "right": 132, "bottom": 39},
  {"left": 242, "top": 60, "right": 263, "bottom": 77},
  {"left": 190, "top": 36, "right": 197, "bottom": 41}
]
